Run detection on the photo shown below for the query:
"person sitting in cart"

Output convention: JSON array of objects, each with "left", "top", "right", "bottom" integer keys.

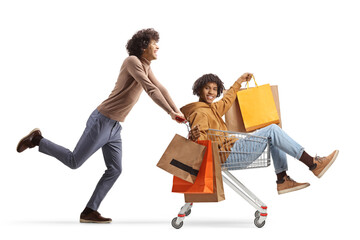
[{"left": 183, "top": 73, "right": 339, "bottom": 194}]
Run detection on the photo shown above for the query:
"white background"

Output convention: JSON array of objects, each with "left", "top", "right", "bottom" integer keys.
[{"left": 1, "top": 0, "right": 359, "bottom": 239}]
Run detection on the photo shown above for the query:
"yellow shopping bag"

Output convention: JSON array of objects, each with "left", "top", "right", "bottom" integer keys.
[{"left": 237, "top": 76, "right": 280, "bottom": 132}]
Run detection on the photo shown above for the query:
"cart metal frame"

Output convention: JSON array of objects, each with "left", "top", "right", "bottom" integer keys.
[{"left": 172, "top": 128, "right": 271, "bottom": 229}]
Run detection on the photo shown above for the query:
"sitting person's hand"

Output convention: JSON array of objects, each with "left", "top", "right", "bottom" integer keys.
[
  {"left": 236, "top": 72, "right": 253, "bottom": 85},
  {"left": 189, "top": 125, "right": 200, "bottom": 141}
]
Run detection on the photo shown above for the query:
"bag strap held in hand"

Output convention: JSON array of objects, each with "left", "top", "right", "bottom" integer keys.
[{"left": 246, "top": 75, "right": 258, "bottom": 89}]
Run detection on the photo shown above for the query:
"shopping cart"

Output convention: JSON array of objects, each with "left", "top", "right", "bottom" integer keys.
[{"left": 171, "top": 128, "right": 271, "bottom": 229}]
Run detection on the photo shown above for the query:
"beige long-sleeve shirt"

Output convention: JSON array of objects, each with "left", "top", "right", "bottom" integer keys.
[{"left": 97, "top": 56, "right": 179, "bottom": 122}]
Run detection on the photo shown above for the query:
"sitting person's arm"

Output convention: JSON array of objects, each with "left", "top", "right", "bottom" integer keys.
[
  {"left": 214, "top": 73, "right": 253, "bottom": 116},
  {"left": 185, "top": 73, "right": 253, "bottom": 141}
]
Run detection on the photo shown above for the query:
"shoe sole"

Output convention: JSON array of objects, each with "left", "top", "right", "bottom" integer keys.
[
  {"left": 278, "top": 183, "right": 310, "bottom": 195},
  {"left": 80, "top": 219, "right": 112, "bottom": 224},
  {"left": 16, "top": 128, "right": 41, "bottom": 153},
  {"left": 317, "top": 150, "right": 339, "bottom": 178}
]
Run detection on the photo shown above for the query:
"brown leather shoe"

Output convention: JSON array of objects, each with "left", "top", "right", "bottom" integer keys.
[
  {"left": 80, "top": 207, "right": 112, "bottom": 223},
  {"left": 16, "top": 128, "right": 42, "bottom": 153},
  {"left": 277, "top": 176, "right": 310, "bottom": 194},
  {"left": 311, "top": 150, "right": 339, "bottom": 178}
]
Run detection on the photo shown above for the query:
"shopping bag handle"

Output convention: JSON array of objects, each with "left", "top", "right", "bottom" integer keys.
[{"left": 245, "top": 75, "right": 258, "bottom": 89}]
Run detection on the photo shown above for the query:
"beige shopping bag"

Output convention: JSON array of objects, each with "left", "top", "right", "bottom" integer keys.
[
  {"left": 157, "top": 134, "right": 206, "bottom": 183},
  {"left": 225, "top": 85, "right": 282, "bottom": 132},
  {"left": 184, "top": 142, "right": 225, "bottom": 202}
]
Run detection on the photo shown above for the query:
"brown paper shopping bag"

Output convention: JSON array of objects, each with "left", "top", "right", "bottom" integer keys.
[
  {"left": 225, "top": 85, "right": 282, "bottom": 133},
  {"left": 184, "top": 142, "right": 225, "bottom": 202},
  {"left": 157, "top": 134, "right": 206, "bottom": 183}
]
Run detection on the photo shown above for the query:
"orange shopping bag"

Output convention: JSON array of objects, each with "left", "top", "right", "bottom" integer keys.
[{"left": 172, "top": 140, "right": 213, "bottom": 194}]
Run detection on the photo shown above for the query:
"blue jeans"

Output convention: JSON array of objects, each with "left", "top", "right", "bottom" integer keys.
[
  {"left": 229, "top": 124, "right": 304, "bottom": 174},
  {"left": 39, "top": 109, "right": 122, "bottom": 210}
]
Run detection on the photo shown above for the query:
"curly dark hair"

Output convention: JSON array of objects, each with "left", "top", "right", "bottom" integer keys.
[
  {"left": 126, "top": 28, "right": 159, "bottom": 58},
  {"left": 192, "top": 73, "right": 225, "bottom": 98}
]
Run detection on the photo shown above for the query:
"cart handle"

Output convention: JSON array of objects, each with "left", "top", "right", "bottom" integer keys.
[{"left": 175, "top": 116, "right": 187, "bottom": 123}]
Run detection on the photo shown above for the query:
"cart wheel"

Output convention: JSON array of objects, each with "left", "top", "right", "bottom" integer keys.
[
  {"left": 254, "top": 217, "right": 266, "bottom": 228},
  {"left": 185, "top": 209, "right": 191, "bottom": 216},
  {"left": 171, "top": 217, "right": 183, "bottom": 229},
  {"left": 254, "top": 211, "right": 260, "bottom": 218}
]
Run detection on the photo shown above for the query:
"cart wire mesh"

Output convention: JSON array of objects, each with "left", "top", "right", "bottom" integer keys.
[{"left": 207, "top": 129, "right": 271, "bottom": 171}]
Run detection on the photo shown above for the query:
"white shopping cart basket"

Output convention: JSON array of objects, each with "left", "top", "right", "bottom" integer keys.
[{"left": 171, "top": 128, "right": 271, "bottom": 229}]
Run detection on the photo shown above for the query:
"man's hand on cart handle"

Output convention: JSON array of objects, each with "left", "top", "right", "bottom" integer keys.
[
  {"left": 170, "top": 111, "right": 186, "bottom": 123},
  {"left": 189, "top": 125, "right": 200, "bottom": 142}
]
